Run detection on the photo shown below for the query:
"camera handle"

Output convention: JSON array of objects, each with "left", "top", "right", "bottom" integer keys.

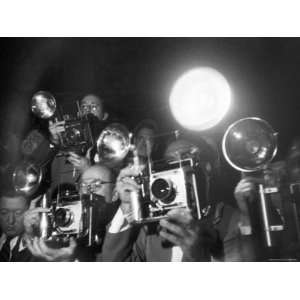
[
  {"left": 80, "top": 192, "right": 97, "bottom": 247},
  {"left": 289, "top": 183, "right": 300, "bottom": 242},
  {"left": 190, "top": 168, "right": 201, "bottom": 220},
  {"left": 40, "top": 194, "right": 49, "bottom": 239},
  {"left": 88, "top": 193, "right": 94, "bottom": 247}
]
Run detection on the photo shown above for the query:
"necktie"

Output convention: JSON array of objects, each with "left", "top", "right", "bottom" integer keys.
[{"left": 0, "top": 237, "right": 12, "bottom": 262}]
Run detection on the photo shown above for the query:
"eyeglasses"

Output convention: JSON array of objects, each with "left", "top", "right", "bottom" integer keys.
[
  {"left": 79, "top": 179, "right": 114, "bottom": 193},
  {"left": 80, "top": 104, "right": 100, "bottom": 114}
]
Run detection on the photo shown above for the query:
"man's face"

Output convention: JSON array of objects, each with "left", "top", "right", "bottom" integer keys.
[
  {"left": 80, "top": 166, "right": 114, "bottom": 203},
  {"left": 0, "top": 196, "right": 28, "bottom": 237},
  {"left": 135, "top": 127, "right": 155, "bottom": 157},
  {"left": 80, "top": 166, "right": 117, "bottom": 226},
  {"left": 80, "top": 95, "right": 104, "bottom": 120}
]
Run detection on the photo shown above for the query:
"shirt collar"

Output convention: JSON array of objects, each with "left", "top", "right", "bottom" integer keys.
[{"left": 0, "top": 233, "right": 27, "bottom": 252}]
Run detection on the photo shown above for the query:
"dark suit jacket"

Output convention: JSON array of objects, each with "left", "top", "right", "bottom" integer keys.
[
  {"left": 101, "top": 224, "right": 212, "bottom": 262},
  {"left": 0, "top": 236, "right": 37, "bottom": 262}
]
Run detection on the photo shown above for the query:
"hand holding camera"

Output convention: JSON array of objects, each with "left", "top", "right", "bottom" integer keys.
[
  {"left": 159, "top": 208, "right": 194, "bottom": 245},
  {"left": 25, "top": 236, "right": 77, "bottom": 262},
  {"left": 234, "top": 177, "right": 262, "bottom": 216},
  {"left": 159, "top": 208, "right": 218, "bottom": 261},
  {"left": 49, "top": 117, "right": 92, "bottom": 172},
  {"left": 24, "top": 207, "right": 50, "bottom": 237},
  {"left": 23, "top": 207, "right": 77, "bottom": 261},
  {"left": 115, "top": 164, "right": 144, "bottom": 224},
  {"left": 49, "top": 120, "right": 65, "bottom": 145},
  {"left": 114, "top": 153, "right": 203, "bottom": 224},
  {"left": 67, "top": 151, "right": 91, "bottom": 173}
]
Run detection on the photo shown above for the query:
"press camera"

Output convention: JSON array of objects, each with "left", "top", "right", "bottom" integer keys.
[
  {"left": 31, "top": 91, "right": 99, "bottom": 155},
  {"left": 131, "top": 157, "right": 203, "bottom": 224},
  {"left": 59, "top": 114, "right": 95, "bottom": 155},
  {"left": 39, "top": 188, "right": 96, "bottom": 246}
]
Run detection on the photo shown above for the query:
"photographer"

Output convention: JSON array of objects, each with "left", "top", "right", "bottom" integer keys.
[
  {"left": 220, "top": 158, "right": 300, "bottom": 261},
  {"left": 23, "top": 164, "right": 119, "bottom": 261},
  {"left": 49, "top": 94, "right": 109, "bottom": 173},
  {"left": 0, "top": 190, "right": 38, "bottom": 261},
  {"left": 101, "top": 137, "right": 222, "bottom": 262},
  {"left": 101, "top": 165, "right": 220, "bottom": 261},
  {"left": 215, "top": 176, "right": 261, "bottom": 261},
  {"left": 47, "top": 93, "right": 114, "bottom": 203},
  {"left": 0, "top": 185, "right": 76, "bottom": 262}
]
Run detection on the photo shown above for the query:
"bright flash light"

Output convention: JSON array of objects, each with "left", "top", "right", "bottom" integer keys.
[{"left": 169, "top": 67, "right": 231, "bottom": 131}]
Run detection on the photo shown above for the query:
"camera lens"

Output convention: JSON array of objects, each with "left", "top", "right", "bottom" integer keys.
[
  {"left": 151, "top": 178, "right": 175, "bottom": 204},
  {"left": 65, "top": 128, "right": 81, "bottom": 145},
  {"left": 54, "top": 208, "right": 73, "bottom": 227}
]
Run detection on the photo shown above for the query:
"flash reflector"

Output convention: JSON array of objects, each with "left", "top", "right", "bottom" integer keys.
[{"left": 169, "top": 67, "right": 231, "bottom": 131}]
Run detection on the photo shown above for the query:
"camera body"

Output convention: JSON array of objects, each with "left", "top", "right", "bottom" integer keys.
[
  {"left": 59, "top": 116, "right": 94, "bottom": 155},
  {"left": 52, "top": 191, "right": 89, "bottom": 240},
  {"left": 131, "top": 158, "right": 202, "bottom": 224},
  {"left": 41, "top": 191, "right": 92, "bottom": 245}
]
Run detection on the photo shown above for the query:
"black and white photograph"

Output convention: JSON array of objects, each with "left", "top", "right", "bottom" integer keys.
[
  {"left": 0, "top": 37, "right": 300, "bottom": 263},
  {"left": 2, "top": 2, "right": 300, "bottom": 300}
]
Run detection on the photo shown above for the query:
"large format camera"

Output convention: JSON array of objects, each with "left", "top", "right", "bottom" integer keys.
[
  {"left": 59, "top": 115, "right": 95, "bottom": 155},
  {"left": 131, "top": 156, "right": 203, "bottom": 224},
  {"left": 31, "top": 91, "right": 97, "bottom": 155},
  {"left": 39, "top": 188, "right": 97, "bottom": 246}
]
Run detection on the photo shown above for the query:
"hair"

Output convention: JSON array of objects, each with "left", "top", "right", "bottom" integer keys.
[
  {"left": 0, "top": 189, "right": 21, "bottom": 199},
  {"left": 133, "top": 119, "right": 158, "bottom": 137},
  {"left": 0, "top": 189, "right": 29, "bottom": 206}
]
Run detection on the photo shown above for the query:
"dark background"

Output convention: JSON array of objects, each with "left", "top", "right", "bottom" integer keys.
[{"left": 0, "top": 37, "right": 299, "bottom": 202}]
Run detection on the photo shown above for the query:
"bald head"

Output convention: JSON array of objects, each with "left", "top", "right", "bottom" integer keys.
[
  {"left": 82, "top": 164, "right": 113, "bottom": 182},
  {"left": 80, "top": 164, "right": 115, "bottom": 203}
]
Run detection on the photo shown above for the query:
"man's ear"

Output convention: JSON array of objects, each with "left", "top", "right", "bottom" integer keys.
[{"left": 111, "top": 187, "right": 119, "bottom": 202}]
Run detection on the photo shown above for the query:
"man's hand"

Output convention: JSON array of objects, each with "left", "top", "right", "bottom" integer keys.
[
  {"left": 24, "top": 207, "right": 50, "bottom": 237},
  {"left": 67, "top": 152, "right": 91, "bottom": 173},
  {"left": 234, "top": 177, "right": 260, "bottom": 216},
  {"left": 49, "top": 120, "right": 65, "bottom": 145},
  {"left": 159, "top": 208, "right": 219, "bottom": 261},
  {"left": 114, "top": 164, "right": 144, "bottom": 223},
  {"left": 25, "top": 237, "right": 77, "bottom": 262}
]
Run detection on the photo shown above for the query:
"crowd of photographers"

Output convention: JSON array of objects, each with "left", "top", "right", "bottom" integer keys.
[{"left": 1, "top": 93, "right": 300, "bottom": 262}]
